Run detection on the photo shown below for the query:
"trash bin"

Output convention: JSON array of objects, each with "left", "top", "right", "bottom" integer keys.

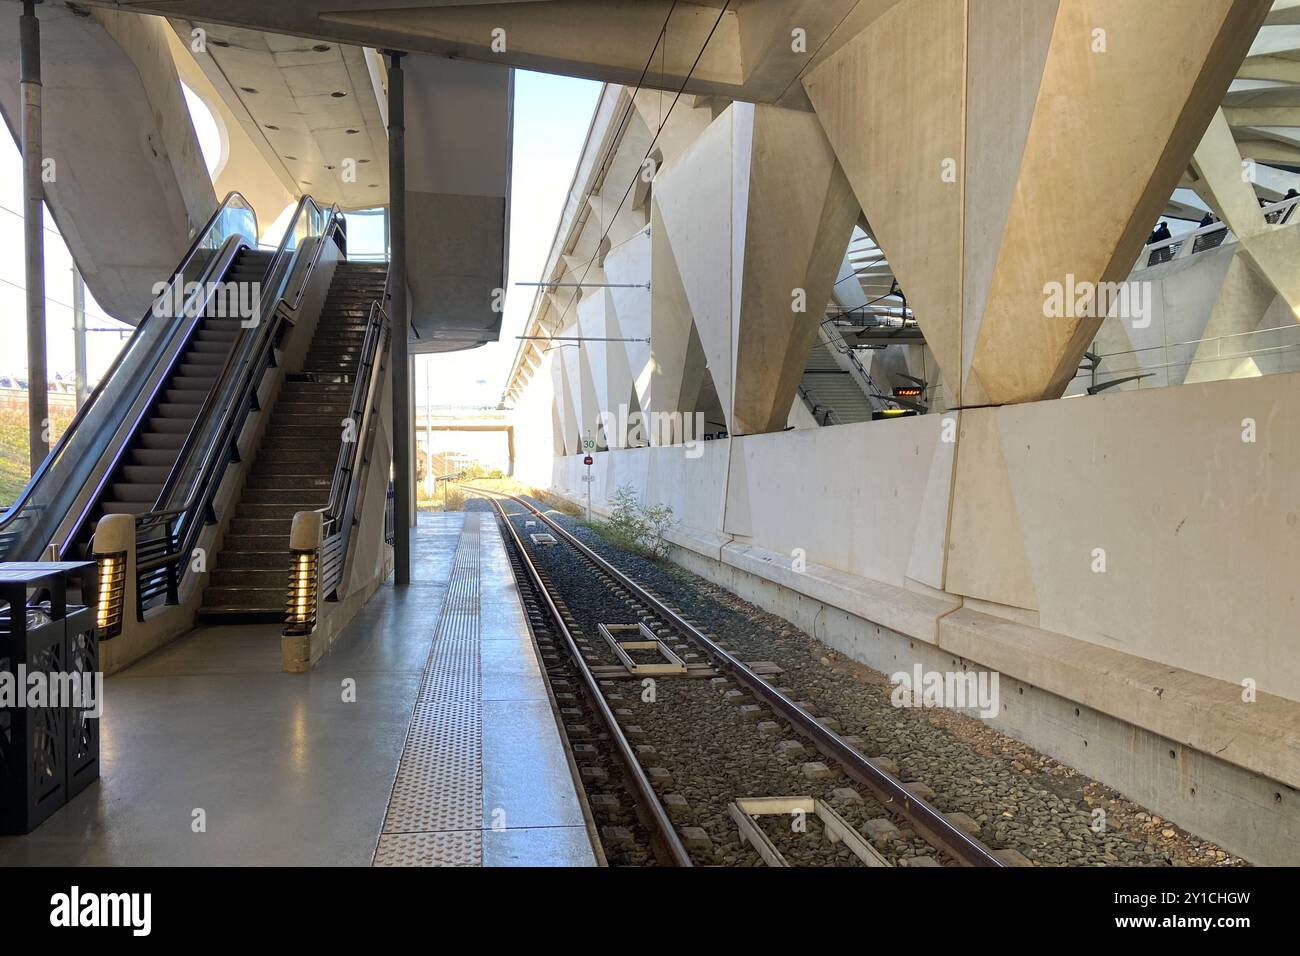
[{"left": 0, "top": 562, "right": 99, "bottom": 834}]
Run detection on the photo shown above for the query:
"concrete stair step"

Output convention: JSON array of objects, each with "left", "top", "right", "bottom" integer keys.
[
  {"left": 199, "top": 586, "right": 283, "bottom": 610},
  {"left": 237, "top": 502, "right": 326, "bottom": 519},
  {"left": 258, "top": 433, "right": 341, "bottom": 448},
  {"left": 238, "top": 488, "right": 330, "bottom": 505},
  {"left": 210, "top": 568, "right": 291, "bottom": 587},
  {"left": 215, "top": 550, "right": 290, "bottom": 570},
  {"left": 222, "top": 533, "right": 290, "bottom": 552},
  {"left": 230, "top": 517, "right": 293, "bottom": 535}
]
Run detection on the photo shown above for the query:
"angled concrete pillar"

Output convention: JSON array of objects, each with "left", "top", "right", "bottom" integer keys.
[
  {"left": 731, "top": 105, "right": 858, "bottom": 435},
  {"left": 0, "top": 6, "right": 218, "bottom": 321},
  {"left": 652, "top": 102, "right": 857, "bottom": 436},
  {"left": 805, "top": 0, "right": 1270, "bottom": 407},
  {"left": 1192, "top": 108, "right": 1268, "bottom": 239},
  {"left": 1193, "top": 109, "right": 1300, "bottom": 315}
]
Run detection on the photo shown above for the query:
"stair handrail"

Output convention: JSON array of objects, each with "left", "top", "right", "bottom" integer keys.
[
  {"left": 315, "top": 284, "right": 392, "bottom": 599},
  {"left": 820, "top": 321, "right": 916, "bottom": 413},
  {"left": 128, "top": 199, "right": 344, "bottom": 613},
  {"left": 0, "top": 192, "right": 258, "bottom": 560}
]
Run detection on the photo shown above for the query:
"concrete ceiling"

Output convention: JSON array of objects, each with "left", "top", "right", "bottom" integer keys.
[
  {"left": 1228, "top": 2, "right": 1300, "bottom": 167},
  {"left": 169, "top": 18, "right": 389, "bottom": 209},
  {"left": 79, "top": 0, "right": 863, "bottom": 110}
]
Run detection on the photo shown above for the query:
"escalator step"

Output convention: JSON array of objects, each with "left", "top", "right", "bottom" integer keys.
[
  {"left": 156, "top": 403, "right": 201, "bottom": 419},
  {"left": 122, "top": 465, "right": 170, "bottom": 484},
  {"left": 149, "top": 418, "right": 195, "bottom": 434},
  {"left": 111, "top": 482, "right": 162, "bottom": 503},
  {"left": 129, "top": 448, "right": 178, "bottom": 467},
  {"left": 139, "top": 432, "right": 185, "bottom": 449},
  {"left": 172, "top": 375, "right": 215, "bottom": 391},
  {"left": 100, "top": 501, "right": 151, "bottom": 515}
]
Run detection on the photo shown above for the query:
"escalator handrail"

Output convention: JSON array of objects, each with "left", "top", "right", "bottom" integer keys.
[
  {"left": 133, "top": 203, "right": 344, "bottom": 588},
  {"left": 145, "top": 195, "right": 337, "bottom": 527},
  {"left": 0, "top": 191, "right": 258, "bottom": 530},
  {"left": 61, "top": 236, "right": 252, "bottom": 557}
]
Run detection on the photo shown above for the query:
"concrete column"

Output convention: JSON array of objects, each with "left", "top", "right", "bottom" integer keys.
[
  {"left": 387, "top": 50, "right": 411, "bottom": 586},
  {"left": 804, "top": 0, "right": 1271, "bottom": 407},
  {"left": 72, "top": 264, "right": 88, "bottom": 408},
  {"left": 20, "top": 0, "right": 47, "bottom": 471}
]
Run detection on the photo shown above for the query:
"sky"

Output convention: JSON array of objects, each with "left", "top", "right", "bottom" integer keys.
[
  {"left": 417, "top": 71, "right": 601, "bottom": 411},
  {"left": 0, "top": 69, "right": 599, "bottom": 412}
]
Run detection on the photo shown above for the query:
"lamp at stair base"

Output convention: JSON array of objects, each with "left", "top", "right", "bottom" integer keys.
[
  {"left": 282, "top": 510, "right": 324, "bottom": 671},
  {"left": 91, "top": 513, "right": 137, "bottom": 641}
]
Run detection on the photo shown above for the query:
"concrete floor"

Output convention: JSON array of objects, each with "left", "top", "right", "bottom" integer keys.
[{"left": 0, "top": 513, "right": 595, "bottom": 866}]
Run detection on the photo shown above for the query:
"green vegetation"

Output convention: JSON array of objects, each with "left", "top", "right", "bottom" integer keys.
[
  {"left": 0, "top": 401, "right": 74, "bottom": 506},
  {"left": 594, "top": 484, "right": 675, "bottom": 561}
]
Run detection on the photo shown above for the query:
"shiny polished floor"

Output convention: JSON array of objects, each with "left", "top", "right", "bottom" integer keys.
[{"left": 0, "top": 513, "right": 595, "bottom": 866}]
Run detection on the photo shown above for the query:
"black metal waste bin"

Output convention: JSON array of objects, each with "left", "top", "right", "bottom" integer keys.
[{"left": 0, "top": 562, "right": 99, "bottom": 834}]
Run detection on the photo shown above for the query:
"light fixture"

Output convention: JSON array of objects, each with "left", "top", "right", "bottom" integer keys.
[
  {"left": 95, "top": 551, "right": 127, "bottom": 639},
  {"left": 284, "top": 548, "right": 319, "bottom": 636}
]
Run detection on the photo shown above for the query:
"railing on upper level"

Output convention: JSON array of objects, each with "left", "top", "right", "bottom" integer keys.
[{"left": 1140, "top": 195, "right": 1300, "bottom": 269}]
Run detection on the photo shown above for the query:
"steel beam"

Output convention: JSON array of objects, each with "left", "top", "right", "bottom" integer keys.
[
  {"left": 387, "top": 50, "right": 411, "bottom": 586},
  {"left": 21, "top": 0, "right": 47, "bottom": 472}
]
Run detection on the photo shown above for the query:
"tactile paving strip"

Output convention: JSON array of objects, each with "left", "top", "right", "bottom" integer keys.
[{"left": 374, "top": 515, "right": 484, "bottom": 866}]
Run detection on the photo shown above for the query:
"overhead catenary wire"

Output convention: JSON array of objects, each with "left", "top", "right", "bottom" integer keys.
[
  {"left": 538, "top": 0, "right": 732, "bottom": 349},
  {"left": 528, "top": 0, "right": 681, "bottom": 347}
]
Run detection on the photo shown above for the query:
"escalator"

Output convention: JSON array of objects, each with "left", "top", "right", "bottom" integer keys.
[
  {"left": 0, "top": 192, "right": 348, "bottom": 627},
  {"left": 62, "top": 249, "right": 272, "bottom": 558}
]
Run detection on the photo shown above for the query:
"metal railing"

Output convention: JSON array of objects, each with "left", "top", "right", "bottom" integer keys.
[
  {"left": 1140, "top": 195, "right": 1300, "bottom": 268},
  {"left": 0, "top": 192, "right": 259, "bottom": 563},
  {"left": 127, "top": 197, "right": 344, "bottom": 618},
  {"left": 282, "top": 270, "right": 392, "bottom": 640},
  {"left": 1073, "top": 321, "right": 1300, "bottom": 395},
  {"left": 317, "top": 284, "right": 392, "bottom": 599}
]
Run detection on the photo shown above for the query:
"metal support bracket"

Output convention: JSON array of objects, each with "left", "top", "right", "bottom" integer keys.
[
  {"left": 728, "top": 796, "right": 890, "bottom": 867},
  {"left": 598, "top": 622, "right": 687, "bottom": 676}
]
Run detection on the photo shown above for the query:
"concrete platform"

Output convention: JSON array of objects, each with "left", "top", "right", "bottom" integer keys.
[{"left": 0, "top": 513, "right": 596, "bottom": 867}]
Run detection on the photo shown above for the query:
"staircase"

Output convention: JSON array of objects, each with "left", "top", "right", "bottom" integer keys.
[
  {"left": 799, "top": 342, "right": 875, "bottom": 425},
  {"left": 199, "top": 262, "right": 388, "bottom": 621},
  {"left": 64, "top": 249, "right": 273, "bottom": 559}
]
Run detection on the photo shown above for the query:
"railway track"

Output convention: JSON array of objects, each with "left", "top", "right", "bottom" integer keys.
[{"left": 470, "top": 487, "right": 1006, "bottom": 868}]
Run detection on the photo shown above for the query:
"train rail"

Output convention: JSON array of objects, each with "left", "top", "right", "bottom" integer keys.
[
  {"left": 481, "top": 491, "right": 692, "bottom": 865},
  {"left": 470, "top": 486, "right": 1005, "bottom": 867}
]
